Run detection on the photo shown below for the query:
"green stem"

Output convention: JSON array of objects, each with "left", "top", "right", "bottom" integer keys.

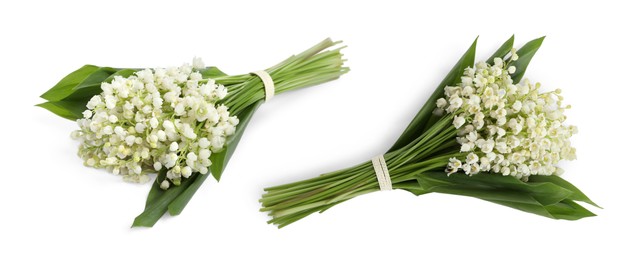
[
  {"left": 260, "top": 149, "right": 460, "bottom": 226},
  {"left": 219, "top": 38, "right": 348, "bottom": 115}
]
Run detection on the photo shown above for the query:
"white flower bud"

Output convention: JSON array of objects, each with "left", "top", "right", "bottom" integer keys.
[
  {"left": 149, "top": 118, "right": 159, "bottom": 128},
  {"left": 169, "top": 142, "right": 179, "bottom": 152},
  {"left": 125, "top": 135, "right": 136, "bottom": 146},
  {"left": 153, "top": 161, "right": 162, "bottom": 171},
  {"left": 460, "top": 143, "right": 472, "bottom": 152},
  {"left": 135, "top": 123, "right": 146, "bottom": 133},
  {"left": 187, "top": 152, "right": 198, "bottom": 162},
  {"left": 105, "top": 95, "right": 117, "bottom": 109},
  {"left": 165, "top": 153, "right": 178, "bottom": 168},
  {"left": 82, "top": 110, "right": 93, "bottom": 119},
  {"left": 198, "top": 138, "right": 210, "bottom": 148},
  {"left": 453, "top": 116, "right": 466, "bottom": 129},
  {"left": 181, "top": 124, "right": 197, "bottom": 139},
  {"left": 198, "top": 149, "right": 211, "bottom": 160},
  {"left": 228, "top": 116, "right": 239, "bottom": 126},
  {"left": 436, "top": 98, "right": 448, "bottom": 108},
  {"left": 175, "top": 103, "right": 185, "bottom": 115},
  {"left": 181, "top": 166, "right": 192, "bottom": 178},
  {"left": 160, "top": 180, "right": 170, "bottom": 190},
  {"left": 163, "top": 120, "right": 174, "bottom": 130}
]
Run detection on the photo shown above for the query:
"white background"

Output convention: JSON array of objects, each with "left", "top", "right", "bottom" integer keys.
[{"left": 1, "top": 0, "right": 634, "bottom": 259}]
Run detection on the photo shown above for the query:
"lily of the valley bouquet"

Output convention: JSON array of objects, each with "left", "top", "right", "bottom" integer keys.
[
  {"left": 261, "top": 36, "right": 598, "bottom": 227},
  {"left": 38, "top": 39, "right": 348, "bottom": 227}
]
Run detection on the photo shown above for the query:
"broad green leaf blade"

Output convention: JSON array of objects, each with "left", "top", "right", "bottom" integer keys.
[
  {"left": 389, "top": 37, "right": 478, "bottom": 152},
  {"left": 71, "top": 67, "right": 118, "bottom": 91},
  {"left": 199, "top": 66, "right": 228, "bottom": 78},
  {"left": 63, "top": 69, "right": 136, "bottom": 103},
  {"left": 530, "top": 175, "right": 599, "bottom": 207},
  {"left": 486, "top": 35, "right": 515, "bottom": 64},
  {"left": 62, "top": 67, "right": 118, "bottom": 101},
  {"left": 40, "top": 65, "right": 100, "bottom": 101},
  {"left": 145, "top": 170, "right": 167, "bottom": 208},
  {"left": 210, "top": 101, "right": 263, "bottom": 181},
  {"left": 425, "top": 185, "right": 543, "bottom": 205},
  {"left": 210, "top": 149, "right": 228, "bottom": 181},
  {"left": 413, "top": 171, "right": 596, "bottom": 220},
  {"left": 543, "top": 199, "right": 596, "bottom": 220},
  {"left": 509, "top": 36, "right": 545, "bottom": 83},
  {"left": 132, "top": 175, "right": 197, "bottom": 228},
  {"left": 417, "top": 171, "right": 573, "bottom": 206},
  {"left": 416, "top": 180, "right": 576, "bottom": 220},
  {"left": 485, "top": 198, "right": 556, "bottom": 219},
  {"left": 167, "top": 173, "right": 209, "bottom": 216},
  {"left": 488, "top": 198, "right": 594, "bottom": 220},
  {"left": 36, "top": 100, "right": 86, "bottom": 121},
  {"left": 414, "top": 174, "right": 559, "bottom": 219}
]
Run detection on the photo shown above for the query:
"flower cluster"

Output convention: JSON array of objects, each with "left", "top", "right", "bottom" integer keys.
[
  {"left": 437, "top": 54, "right": 577, "bottom": 179},
  {"left": 71, "top": 59, "right": 239, "bottom": 189}
]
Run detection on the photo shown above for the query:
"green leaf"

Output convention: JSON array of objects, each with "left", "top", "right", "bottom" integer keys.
[
  {"left": 413, "top": 171, "right": 597, "bottom": 220},
  {"left": 210, "top": 149, "right": 228, "bottom": 181},
  {"left": 199, "top": 66, "right": 228, "bottom": 78},
  {"left": 40, "top": 65, "right": 100, "bottom": 101},
  {"left": 486, "top": 199, "right": 596, "bottom": 220},
  {"left": 62, "top": 67, "right": 118, "bottom": 101},
  {"left": 509, "top": 36, "right": 545, "bottom": 83},
  {"left": 426, "top": 185, "right": 544, "bottom": 205},
  {"left": 167, "top": 173, "right": 209, "bottom": 216},
  {"left": 487, "top": 198, "right": 594, "bottom": 220},
  {"left": 36, "top": 100, "right": 86, "bottom": 121},
  {"left": 389, "top": 37, "right": 478, "bottom": 152},
  {"left": 210, "top": 100, "right": 263, "bottom": 181},
  {"left": 414, "top": 175, "right": 572, "bottom": 219},
  {"left": 145, "top": 170, "right": 167, "bottom": 208},
  {"left": 71, "top": 67, "right": 118, "bottom": 90},
  {"left": 132, "top": 175, "right": 197, "bottom": 228},
  {"left": 486, "top": 35, "right": 515, "bottom": 64},
  {"left": 543, "top": 199, "right": 596, "bottom": 220},
  {"left": 530, "top": 175, "right": 600, "bottom": 207},
  {"left": 418, "top": 172, "right": 573, "bottom": 206},
  {"left": 485, "top": 197, "right": 557, "bottom": 219}
]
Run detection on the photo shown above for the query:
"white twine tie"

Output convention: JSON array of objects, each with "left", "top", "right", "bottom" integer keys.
[
  {"left": 371, "top": 155, "right": 392, "bottom": 191},
  {"left": 251, "top": 70, "right": 275, "bottom": 101}
]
